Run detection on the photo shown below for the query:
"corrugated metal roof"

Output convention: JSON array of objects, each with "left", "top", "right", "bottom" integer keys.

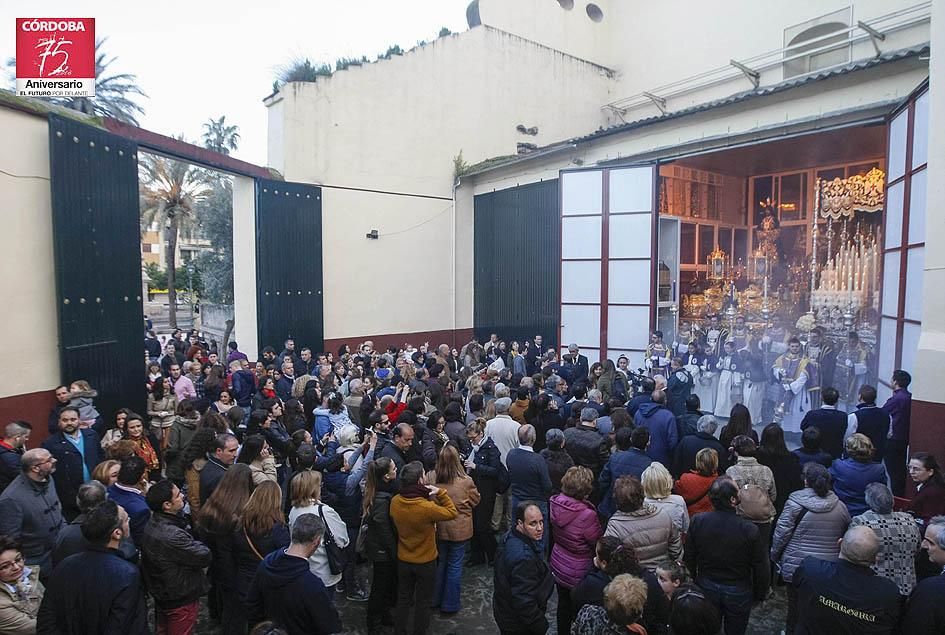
[{"left": 462, "top": 44, "right": 929, "bottom": 177}]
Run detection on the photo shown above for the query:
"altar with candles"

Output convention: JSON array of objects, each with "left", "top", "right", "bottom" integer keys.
[{"left": 652, "top": 125, "right": 890, "bottom": 418}]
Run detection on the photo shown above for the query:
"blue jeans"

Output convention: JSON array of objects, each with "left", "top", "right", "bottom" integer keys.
[
  {"left": 433, "top": 540, "right": 467, "bottom": 612},
  {"left": 511, "top": 497, "right": 549, "bottom": 552},
  {"left": 697, "top": 577, "right": 752, "bottom": 635}
]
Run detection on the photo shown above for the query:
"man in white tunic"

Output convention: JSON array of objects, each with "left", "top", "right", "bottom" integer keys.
[
  {"left": 714, "top": 340, "right": 742, "bottom": 418},
  {"left": 772, "top": 337, "right": 810, "bottom": 433}
]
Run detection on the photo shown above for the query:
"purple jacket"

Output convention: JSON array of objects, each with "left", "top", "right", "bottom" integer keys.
[
  {"left": 549, "top": 493, "right": 603, "bottom": 589},
  {"left": 882, "top": 388, "right": 911, "bottom": 442}
]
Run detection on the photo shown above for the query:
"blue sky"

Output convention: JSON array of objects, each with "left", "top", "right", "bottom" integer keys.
[{"left": 2, "top": 1, "right": 472, "bottom": 165}]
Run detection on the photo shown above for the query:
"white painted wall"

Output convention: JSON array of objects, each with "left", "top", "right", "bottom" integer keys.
[
  {"left": 0, "top": 108, "right": 59, "bottom": 397},
  {"left": 911, "top": 0, "right": 943, "bottom": 403},
  {"left": 232, "top": 175, "right": 258, "bottom": 360},
  {"left": 479, "top": 0, "right": 930, "bottom": 122}
]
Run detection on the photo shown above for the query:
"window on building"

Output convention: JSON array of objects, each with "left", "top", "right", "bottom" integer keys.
[{"left": 783, "top": 9, "right": 850, "bottom": 79}]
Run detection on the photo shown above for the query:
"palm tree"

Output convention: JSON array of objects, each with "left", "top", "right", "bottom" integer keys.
[
  {"left": 202, "top": 116, "right": 240, "bottom": 155},
  {"left": 140, "top": 148, "right": 211, "bottom": 328}
]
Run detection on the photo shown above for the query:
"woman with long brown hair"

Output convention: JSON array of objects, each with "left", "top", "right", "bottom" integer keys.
[
  {"left": 122, "top": 412, "right": 161, "bottom": 481},
  {"left": 362, "top": 457, "right": 399, "bottom": 632},
  {"left": 221, "top": 480, "right": 289, "bottom": 634},
  {"left": 428, "top": 445, "right": 480, "bottom": 615},
  {"left": 180, "top": 427, "right": 218, "bottom": 514},
  {"left": 718, "top": 403, "right": 758, "bottom": 468},
  {"left": 195, "top": 463, "right": 254, "bottom": 624}
]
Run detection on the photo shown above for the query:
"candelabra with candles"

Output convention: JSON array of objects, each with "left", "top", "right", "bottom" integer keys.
[
  {"left": 810, "top": 171, "right": 885, "bottom": 332},
  {"left": 748, "top": 249, "right": 772, "bottom": 326}
]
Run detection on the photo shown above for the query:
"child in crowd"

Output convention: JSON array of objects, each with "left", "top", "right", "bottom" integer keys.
[{"left": 656, "top": 560, "right": 688, "bottom": 601}]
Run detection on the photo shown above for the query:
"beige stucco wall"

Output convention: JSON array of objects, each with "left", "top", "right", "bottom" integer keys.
[
  {"left": 268, "top": 24, "right": 616, "bottom": 338},
  {"left": 267, "top": 25, "right": 615, "bottom": 195},
  {"left": 0, "top": 109, "right": 59, "bottom": 398},
  {"left": 911, "top": 0, "right": 944, "bottom": 403},
  {"left": 320, "top": 187, "right": 459, "bottom": 339}
]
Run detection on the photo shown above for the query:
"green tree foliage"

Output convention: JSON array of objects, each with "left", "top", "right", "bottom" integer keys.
[
  {"left": 377, "top": 45, "right": 404, "bottom": 60},
  {"left": 439, "top": 27, "right": 452, "bottom": 37},
  {"left": 139, "top": 147, "right": 211, "bottom": 328},
  {"left": 144, "top": 262, "right": 203, "bottom": 296},
  {"left": 201, "top": 116, "right": 240, "bottom": 156},
  {"left": 335, "top": 56, "right": 370, "bottom": 71},
  {"left": 53, "top": 38, "right": 147, "bottom": 124},
  {"left": 193, "top": 177, "right": 234, "bottom": 304},
  {"left": 272, "top": 57, "right": 332, "bottom": 92}
]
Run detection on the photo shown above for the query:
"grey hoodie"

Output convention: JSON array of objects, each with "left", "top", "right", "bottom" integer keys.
[{"left": 770, "top": 487, "right": 851, "bottom": 582}]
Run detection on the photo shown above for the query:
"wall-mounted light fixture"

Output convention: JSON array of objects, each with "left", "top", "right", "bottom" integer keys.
[{"left": 366, "top": 229, "right": 379, "bottom": 240}]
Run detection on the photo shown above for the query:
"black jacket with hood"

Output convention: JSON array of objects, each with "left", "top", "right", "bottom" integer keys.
[{"left": 247, "top": 548, "right": 342, "bottom": 635}]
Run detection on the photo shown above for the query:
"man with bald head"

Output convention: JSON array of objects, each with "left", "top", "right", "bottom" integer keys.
[
  {"left": 0, "top": 448, "right": 63, "bottom": 581},
  {"left": 793, "top": 525, "right": 901, "bottom": 633}
]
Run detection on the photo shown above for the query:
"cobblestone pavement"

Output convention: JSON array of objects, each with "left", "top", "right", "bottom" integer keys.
[{"left": 190, "top": 559, "right": 787, "bottom": 634}]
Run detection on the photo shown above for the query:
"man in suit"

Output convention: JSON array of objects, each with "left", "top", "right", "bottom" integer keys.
[
  {"left": 525, "top": 334, "right": 544, "bottom": 375},
  {"left": 42, "top": 406, "right": 102, "bottom": 522},
  {"left": 799, "top": 386, "right": 847, "bottom": 460},
  {"left": 507, "top": 424, "right": 553, "bottom": 551},
  {"left": 568, "top": 343, "right": 589, "bottom": 387}
]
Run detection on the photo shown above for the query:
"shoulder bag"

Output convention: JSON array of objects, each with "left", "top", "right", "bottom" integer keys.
[{"left": 317, "top": 504, "right": 347, "bottom": 575}]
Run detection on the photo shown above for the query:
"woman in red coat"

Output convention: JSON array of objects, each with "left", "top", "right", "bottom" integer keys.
[
  {"left": 550, "top": 466, "right": 604, "bottom": 635},
  {"left": 674, "top": 447, "right": 719, "bottom": 517}
]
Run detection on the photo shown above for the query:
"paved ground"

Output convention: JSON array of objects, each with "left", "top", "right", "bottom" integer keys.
[{"left": 188, "top": 557, "right": 788, "bottom": 634}]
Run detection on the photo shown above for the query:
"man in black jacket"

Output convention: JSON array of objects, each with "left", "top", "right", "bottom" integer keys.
[
  {"left": 52, "top": 480, "right": 137, "bottom": 567},
  {"left": 46, "top": 385, "right": 72, "bottom": 435},
  {"left": 200, "top": 432, "right": 239, "bottom": 504},
  {"left": 248, "top": 513, "right": 342, "bottom": 635},
  {"left": 676, "top": 394, "right": 703, "bottom": 439},
  {"left": 901, "top": 516, "right": 945, "bottom": 634},
  {"left": 563, "top": 408, "right": 611, "bottom": 482},
  {"left": 800, "top": 386, "right": 847, "bottom": 460},
  {"left": 567, "top": 343, "right": 589, "bottom": 387},
  {"left": 141, "top": 480, "right": 211, "bottom": 634},
  {"left": 0, "top": 421, "right": 30, "bottom": 493},
  {"left": 507, "top": 425, "right": 552, "bottom": 551},
  {"left": 627, "top": 377, "right": 656, "bottom": 417},
  {"left": 37, "top": 500, "right": 148, "bottom": 633},
  {"left": 793, "top": 525, "right": 901, "bottom": 634},
  {"left": 493, "top": 502, "right": 554, "bottom": 634},
  {"left": 42, "top": 406, "right": 102, "bottom": 521},
  {"left": 685, "top": 477, "right": 769, "bottom": 635},
  {"left": 672, "top": 414, "right": 726, "bottom": 478}
]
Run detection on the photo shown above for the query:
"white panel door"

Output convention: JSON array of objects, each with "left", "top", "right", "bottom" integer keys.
[{"left": 559, "top": 165, "right": 656, "bottom": 363}]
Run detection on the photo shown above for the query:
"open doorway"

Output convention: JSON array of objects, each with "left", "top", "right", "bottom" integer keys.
[{"left": 139, "top": 144, "right": 236, "bottom": 382}]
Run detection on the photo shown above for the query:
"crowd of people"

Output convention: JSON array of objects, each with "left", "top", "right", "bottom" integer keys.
[{"left": 0, "top": 327, "right": 942, "bottom": 635}]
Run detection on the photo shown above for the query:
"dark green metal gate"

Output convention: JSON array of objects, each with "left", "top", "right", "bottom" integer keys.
[
  {"left": 474, "top": 180, "right": 560, "bottom": 349},
  {"left": 48, "top": 114, "right": 146, "bottom": 418},
  {"left": 255, "top": 179, "right": 324, "bottom": 355}
]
